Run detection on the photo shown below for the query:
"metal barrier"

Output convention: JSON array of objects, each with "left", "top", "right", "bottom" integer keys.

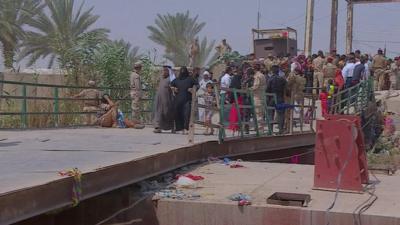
[
  {"left": 4, "top": 79, "right": 368, "bottom": 144},
  {"left": 330, "top": 78, "right": 375, "bottom": 115},
  {"left": 0, "top": 80, "right": 154, "bottom": 129},
  {"left": 192, "top": 85, "right": 318, "bottom": 143}
]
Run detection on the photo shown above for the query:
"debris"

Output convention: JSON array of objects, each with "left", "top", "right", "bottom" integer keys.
[
  {"left": 176, "top": 173, "right": 204, "bottom": 181},
  {"left": 59, "top": 168, "right": 82, "bottom": 206},
  {"left": 228, "top": 193, "right": 252, "bottom": 206},
  {"left": 230, "top": 164, "right": 244, "bottom": 168},
  {"left": 175, "top": 176, "right": 197, "bottom": 188},
  {"left": 223, "top": 158, "right": 231, "bottom": 165},
  {"left": 238, "top": 199, "right": 252, "bottom": 206},
  {"left": 153, "top": 189, "right": 201, "bottom": 200}
]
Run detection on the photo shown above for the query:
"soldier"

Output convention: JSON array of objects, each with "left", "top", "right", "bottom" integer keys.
[
  {"left": 372, "top": 49, "right": 387, "bottom": 91},
  {"left": 250, "top": 62, "right": 267, "bottom": 131},
  {"left": 215, "top": 39, "right": 232, "bottom": 58},
  {"left": 189, "top": 38, "right": 200, "bottom": 68},
  {"left": 130, "top": 62, "right": 144, "bottom": 125},
  {"left": 322, "top": 57, "right": 337, "bottom": 87},
  {"left": 264, "top": 54, "right": 274, "bottom": 74},
  {"left": 73, "top": 80, "right": 102, "bottom": 125},
  {"left": 312, "top": 50, "right": 326, "bottom": 94}
]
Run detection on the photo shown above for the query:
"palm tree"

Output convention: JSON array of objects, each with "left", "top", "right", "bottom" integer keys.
[
  {"left": 19, "top": 0, "right": 109, "bottom": 68},
  {"left": 147, "top": 11, "right": 215, "bottom": 67},
  {"left": 0, "top": 0, "right": 43, "bottom": 69}
]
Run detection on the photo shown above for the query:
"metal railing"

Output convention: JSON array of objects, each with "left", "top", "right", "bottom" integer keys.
[
  {"left": 0, "top": 80, "right": 154, "bottom": 129},
  {"left": 330, "top": 78, "right": 375, "bottom": 115},
  {"left": 2, "top": 79, "right": 376, "bottom": 144},
  {"left": 191, "top": 85, "right": 318, "bottom": 143}
]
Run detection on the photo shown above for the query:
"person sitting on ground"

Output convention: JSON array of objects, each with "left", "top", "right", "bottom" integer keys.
[
  {"left": 73, "top": 80, "right": 102, "bottom": 125},
  {"left": 97, "top": 94, "right": 118, "bottom": 127}
]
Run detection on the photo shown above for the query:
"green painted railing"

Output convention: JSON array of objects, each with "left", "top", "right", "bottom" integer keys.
[
  {"left": 0, "top": 80, "right": 155, "bottom": 129},
  {"left": 330, "top": 78, "right": 375, "bottom": 115}
]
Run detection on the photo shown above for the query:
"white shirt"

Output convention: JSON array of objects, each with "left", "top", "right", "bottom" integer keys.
[
  {"left": 220, "top": 73, "right": 231, "bottom": 94},
  {"left": 342, "top": 62, "right": 355, "bottom": 79},
  {"left": 364, "top": 61, "right": 370, "bottom": 80},
  {"left": 198, "top": 79, "right": 212, "bottom": 94}
]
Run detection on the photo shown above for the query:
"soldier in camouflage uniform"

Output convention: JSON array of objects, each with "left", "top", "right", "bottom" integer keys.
[{"left": 130, "top": 62, "right": 144, "bottom": 125}]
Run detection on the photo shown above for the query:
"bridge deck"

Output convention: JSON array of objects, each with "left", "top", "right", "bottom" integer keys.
[
  {"left": 0, "top": 127, "right": 216, "bottom": 195},
  {"left": 0, "top": 127, "right": 315, "bottom": 224}
]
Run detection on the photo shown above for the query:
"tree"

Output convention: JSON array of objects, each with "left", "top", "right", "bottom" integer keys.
[
  {"left": 147, "top": 11, "right": 215, "bottom": 67},
  {"left": 111, "top": 39, "right": 142, "bottom": 68},
  {"left": 0, "top": 0, "right": 43, "bottom": 69},
  {"left": 19, "top": 0, "right": 109, "bottom": 69}
]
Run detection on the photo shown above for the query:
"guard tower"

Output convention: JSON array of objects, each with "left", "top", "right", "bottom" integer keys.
[{"left": 252, "top": 27, "right": 298, "bottom": 58}]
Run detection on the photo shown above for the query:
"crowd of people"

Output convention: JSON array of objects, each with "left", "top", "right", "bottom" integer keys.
[
  {"left": 75, "top": 40, "right": 400, "bottom": 136},
  {"left": 151, "top": 47, "right": 400, "bottom": 136}
]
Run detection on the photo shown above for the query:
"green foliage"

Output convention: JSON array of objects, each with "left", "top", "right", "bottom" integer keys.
[
  {"left": 94, "top": 40, "right": 132, "bottom": 112},
  {"left": 18, "top": 0, "right": 109, "bottom": 69},
  {"left": 140, "top": 56, "right": 160, "bottom": 91},
  {"left": 0, "top": 0, "right": 43, "bottom": 69},
  {"left": 147, "top": 11, "right": 215, "bottom": 67}
]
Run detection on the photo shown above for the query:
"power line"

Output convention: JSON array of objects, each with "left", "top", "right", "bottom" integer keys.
[{"left": 354, "top": 40, "right": 400, "bottom": 44}]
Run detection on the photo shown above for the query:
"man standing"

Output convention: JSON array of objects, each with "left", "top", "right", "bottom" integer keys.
[
  {"left": 251, "top": 62, "right": 267, "bottom": 131},
  {"left": 312, "top": 50, "right": 326, "bottom": 94},
  {"left": 220, "top": 66, "right": 232, "bottom": 96},
  {"left": 352, "top": 56, "right": 367, "bottom": 86},
  {"left": 391, "top": 57, "right": 400, "bottom": 90},
  {"left": 130, "top": 62, "right": 143, "bottom": 125},
  {"left": 153, "top": 66, "right": 175, "bottom": 133},
  {"left": 372, "top": 49, "right": 387, "bottom": 90},
  {"left": 189, "top": 38, "right": 199, "bottom": 68},
  {"left": 322, "top": 57, "right": 337, "bottom": 86},
  {"left": 215, "top": 39, "right": 232, "bottom": 58},
  {"left": 267, "top": 65, "right": 287, "bottom": 134},
  {"left": 342, "top": 57, "right": 356, "bottom": 89}
]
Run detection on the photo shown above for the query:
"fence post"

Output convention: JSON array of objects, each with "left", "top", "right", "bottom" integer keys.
[
  {"left": 20, "top": 85, "right": 28, "bottom": 129},
  {"left": 289, "top": 91, "right": 294, "bottom": 134},
  {"left": 54, "top": 87, "right": 59, "bottom": 127},
  {"left": 219, "top": 92, "right": 226, "bottom": 142},
  {"left": 188, "top": 86, "right": 197, "bottom": 144}
]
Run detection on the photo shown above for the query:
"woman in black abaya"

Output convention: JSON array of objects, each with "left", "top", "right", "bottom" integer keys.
[{"left": 171, "top": 66, "right": 198, "bottom": 133}]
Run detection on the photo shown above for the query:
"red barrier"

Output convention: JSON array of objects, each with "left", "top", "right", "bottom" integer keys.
[{"left": 314, "top": 115, "right": 369, "bottom": 192}]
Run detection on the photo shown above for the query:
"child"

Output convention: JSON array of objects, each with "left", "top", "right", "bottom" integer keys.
[
  {"left": 327, "top": 79, "right": 335, "bottom": 113},
  {"left": 319, "top": 86, "right": 328, "bottom": 117},
  {"left": 204, "top": 83, "right": 216, "bottom": 135}
]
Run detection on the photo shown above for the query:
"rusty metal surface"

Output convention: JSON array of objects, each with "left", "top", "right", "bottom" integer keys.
[{"left": 0, "top": 132, "right": 314, "bottom": 225}]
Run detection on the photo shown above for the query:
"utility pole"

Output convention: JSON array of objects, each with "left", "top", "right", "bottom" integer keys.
[
  {"left": 304, "top": 0, "right": 314, "bottom": 57},
  {"left": 330, "top": 0, "right": 338, "bottom": 52},
  {"left": 346, "top": 0, "right": 354, "bottom": 54},
  {"left": 257, "top": 0, "right": 261, "bottom": 39}
]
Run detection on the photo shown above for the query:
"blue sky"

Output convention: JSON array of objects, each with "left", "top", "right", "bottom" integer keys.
[{"left": 2, "top": 0, "right": 400, "bottom": 71}]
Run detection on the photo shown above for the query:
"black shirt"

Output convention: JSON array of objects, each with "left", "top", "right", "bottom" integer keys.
[{"left": 267, "top": 74, "right": 287, "bottom": 104}]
